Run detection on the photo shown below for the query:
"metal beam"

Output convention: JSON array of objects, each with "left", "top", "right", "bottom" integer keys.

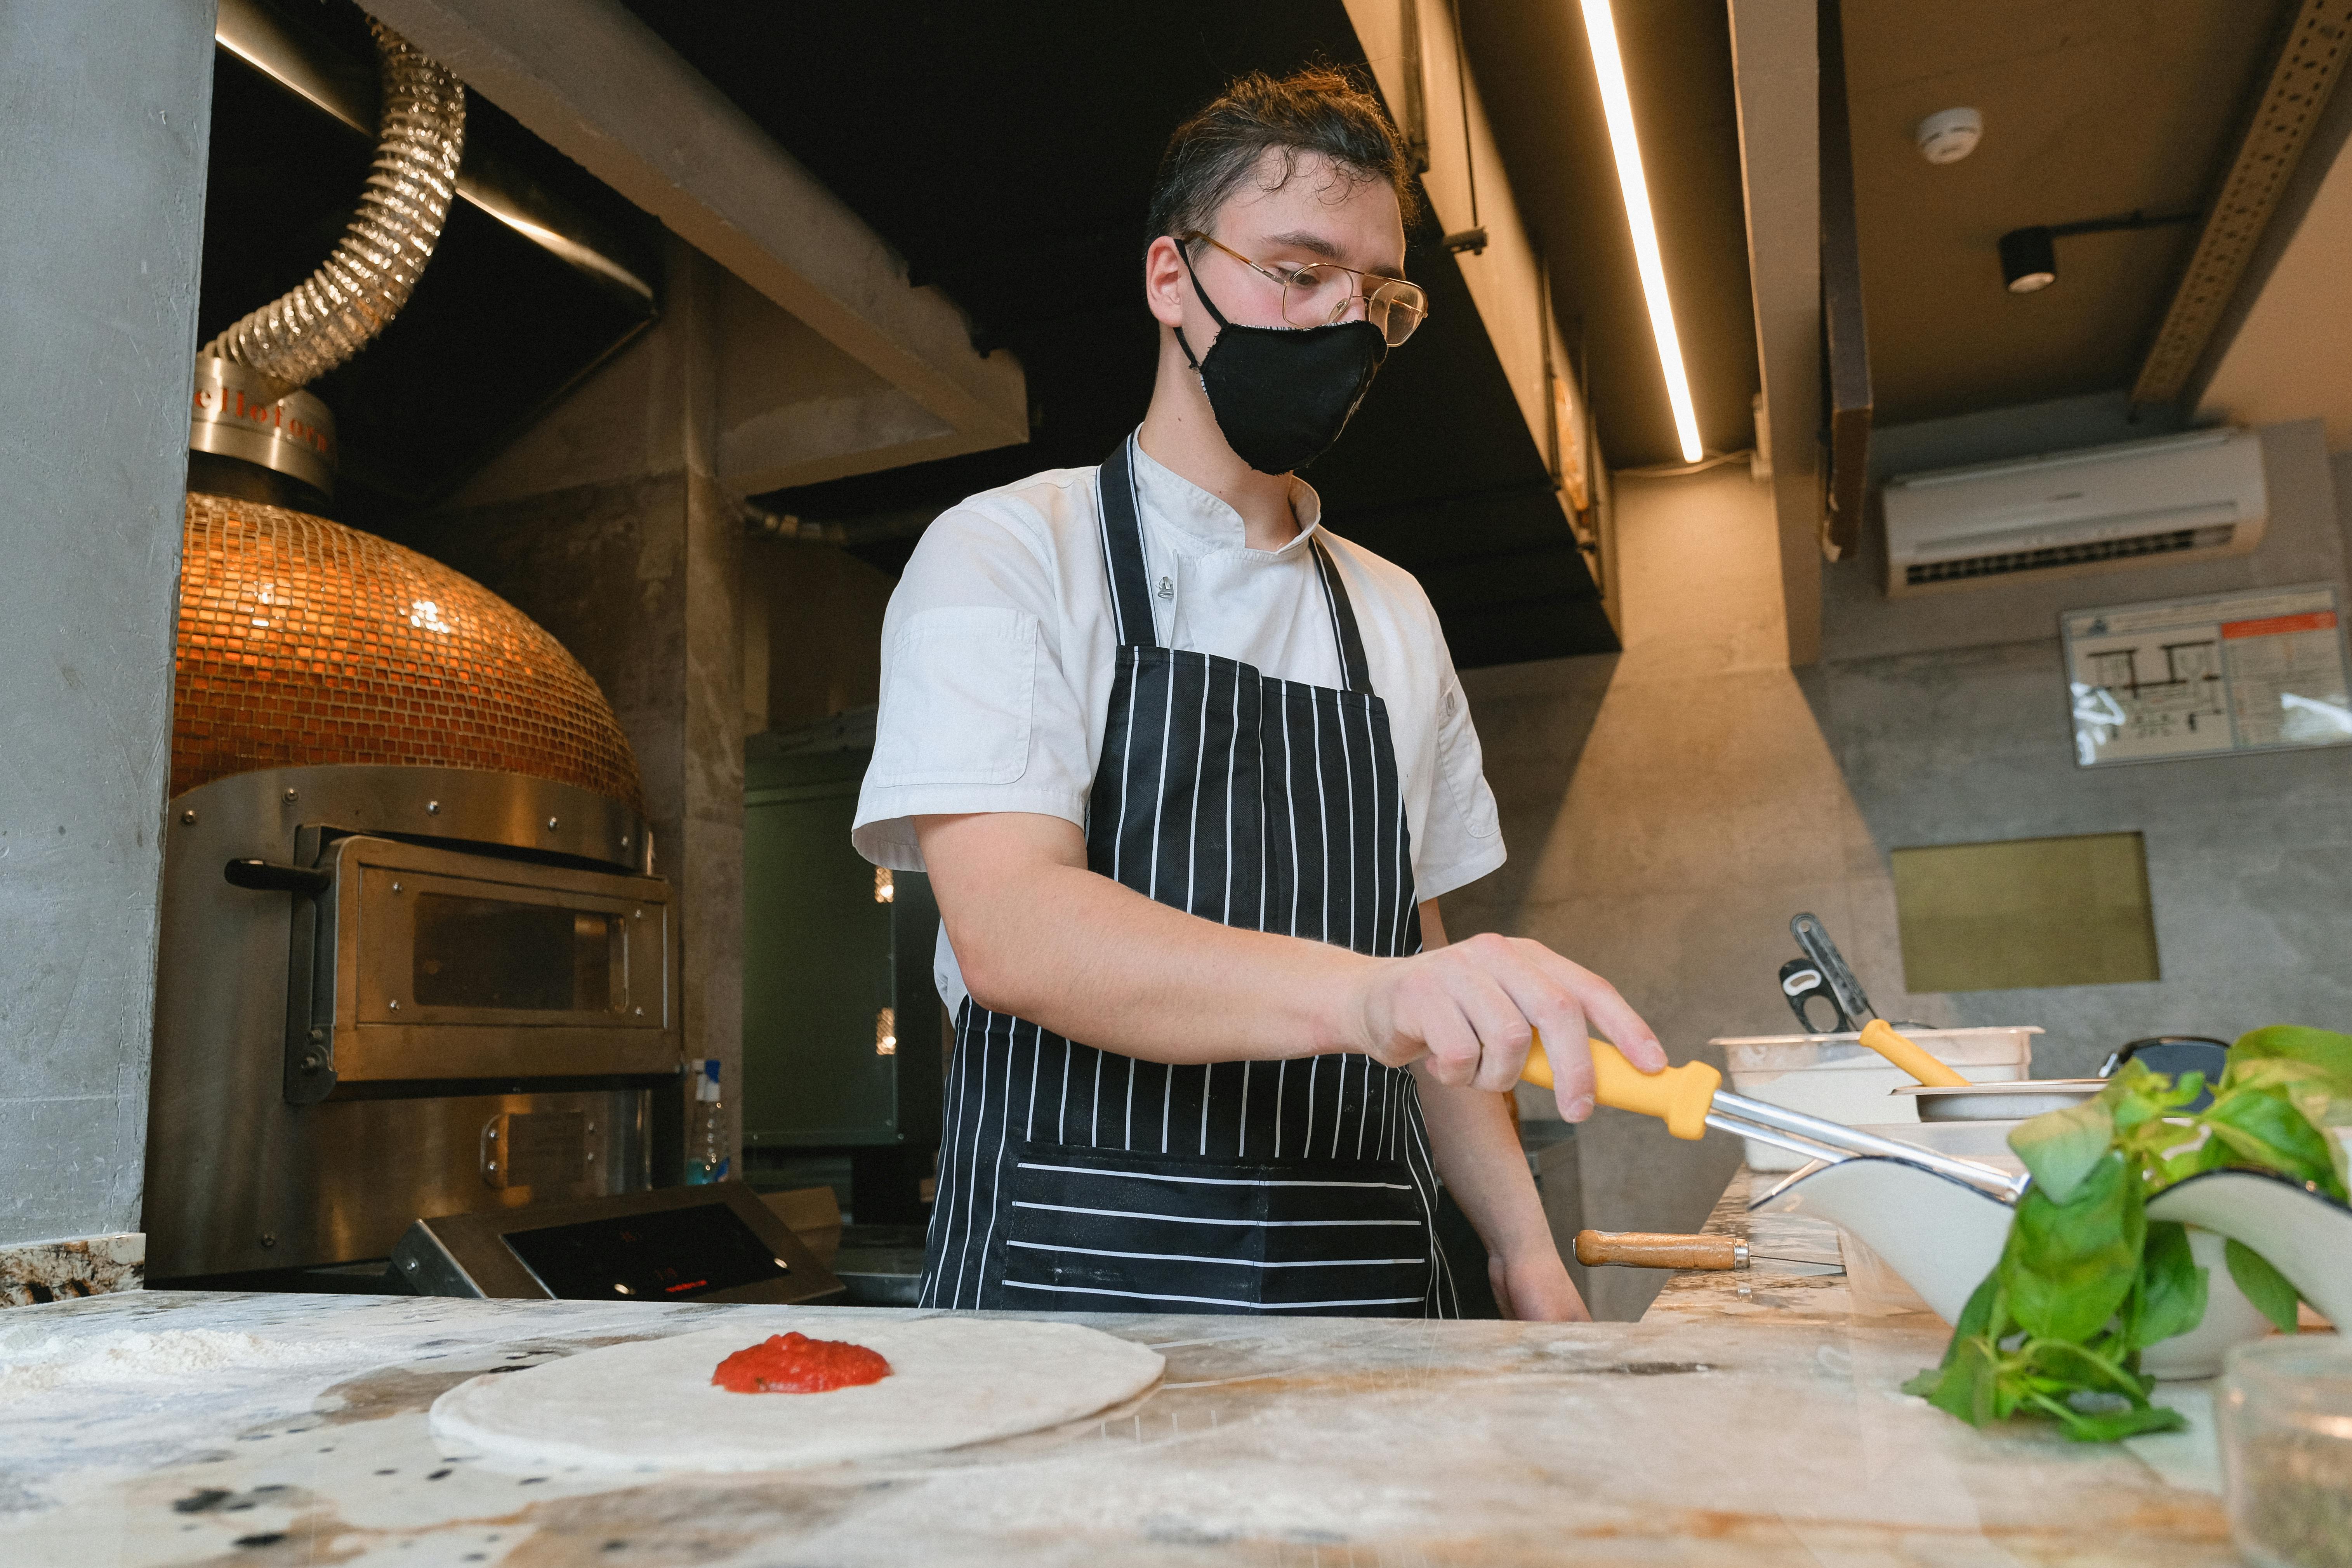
[
  {"left": 1728, "top": 0, "right": 1824, "bottom": 665},
  {"left": 2133, "top": 0, "right": 2352, "bottom": 409},
  {"left": 1817, "top": 0, "right": 1871, "bottom": 560}
]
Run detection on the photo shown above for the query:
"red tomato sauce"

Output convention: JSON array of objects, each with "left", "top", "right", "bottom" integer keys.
[{"left": 711, "top": 1331, "right": 891, "bottom": 1394}]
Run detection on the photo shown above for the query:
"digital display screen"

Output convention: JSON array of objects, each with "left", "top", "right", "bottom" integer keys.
[
  {"left": 413, "top": 893, "right": 619, "bottom": 1012},
  {"left": 502, "top": 1201, "right": 790, "bottom": 1301}
]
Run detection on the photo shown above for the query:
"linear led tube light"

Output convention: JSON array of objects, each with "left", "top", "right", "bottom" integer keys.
[{"left": 1579, "top": 0, "right": 1704, "bottom": 463}]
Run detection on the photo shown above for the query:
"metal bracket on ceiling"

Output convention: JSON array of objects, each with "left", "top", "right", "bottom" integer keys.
[{"left": 2131, "top": 0, "right": 2352, "bottom": 410}]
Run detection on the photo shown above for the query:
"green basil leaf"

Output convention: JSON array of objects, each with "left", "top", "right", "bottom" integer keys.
[
  {"left": 2202, "top": 1089, "right": 2344, "bottom": 1196},
  {"left": 2009, "top": 1097, "right": 2115, "bottom": 1204},
  {"left": 2005, "top": 1152, "right": 2143, "bottom": 1342},
  {"left": 2128, "top": 1221, "right": 2208, "bottom": 1349},
  {"left": 2224, "top": 1239, "right": 2303, "bottom": 1334},
  {"left": 2054, "top": 1403, "right": 2189, "bottom": 1443},
  {"left": 1914, "top": 1335, "right": 2003, "bottom": 1427},
  {"left": 2232, "top": 1026, "right": 2352, "bottom": 1090},
  {"left": 2025, "top": 1336, "right": 2144, "bottom": 1396},
  {"left": 2227, "top": 1058, "right": 2338, "bottom": 1095},
  {"left": 2154, "top": 1136, "right": 2229, "bottom": 1191},
  {"left": 2103, "top": 1060, "right": 2202, "bottom": 1130}
]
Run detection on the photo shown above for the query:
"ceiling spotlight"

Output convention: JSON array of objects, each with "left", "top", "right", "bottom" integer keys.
[
  {"left": 1995, "top": 211, "right": 2196, "bottom": 295},
  {"left": 1916, "top": 108, "right": 1983, "bottom": 165},
  {"left": 1999, "top": 227, "right": 2058, "bottom": 293}
]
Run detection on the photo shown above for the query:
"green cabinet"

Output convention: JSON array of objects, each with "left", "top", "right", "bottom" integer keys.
[{"left": 741, "top": 742, "right": 942, "bottom": 1167}]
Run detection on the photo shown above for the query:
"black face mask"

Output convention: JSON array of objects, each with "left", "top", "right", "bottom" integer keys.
[{"left": 1174, "top": 248, "right": 1388, "bottom": 476}]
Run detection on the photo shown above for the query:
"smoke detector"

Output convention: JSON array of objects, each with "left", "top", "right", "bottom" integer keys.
[{"left": 1916, "top": 108, "right": 1983, "bottom": 165}]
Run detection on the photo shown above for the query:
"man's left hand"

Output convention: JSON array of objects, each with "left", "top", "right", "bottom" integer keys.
[{"left": 1489, "top": 1248, "right": 1592, "bottom": 1322}]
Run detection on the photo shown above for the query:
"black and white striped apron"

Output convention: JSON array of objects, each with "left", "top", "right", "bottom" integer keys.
[{"left": 917, "top": 433, "right": 1459, "bottom": 1318}]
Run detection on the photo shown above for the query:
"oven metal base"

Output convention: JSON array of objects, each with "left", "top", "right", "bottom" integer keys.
[{"left": 146, "top": 765, "right": 676, "bottom": 1279}]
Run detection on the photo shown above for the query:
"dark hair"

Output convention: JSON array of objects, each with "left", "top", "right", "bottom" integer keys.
[{"left": 1145, "top": 66, "right": 1420, "bottom": 252}]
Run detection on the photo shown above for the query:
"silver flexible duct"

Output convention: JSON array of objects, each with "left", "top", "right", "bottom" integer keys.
[{"left": 202, "top": 19, "right": 464, "bottom": 389}]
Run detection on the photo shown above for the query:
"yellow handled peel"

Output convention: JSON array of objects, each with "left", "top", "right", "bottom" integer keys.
[
  {"left": 1520, "top": 1033, "right": 2024, "bottom": 1198},
  {"left": 1521, "top": 1034, "right": 1719, "bottom": 1140}
]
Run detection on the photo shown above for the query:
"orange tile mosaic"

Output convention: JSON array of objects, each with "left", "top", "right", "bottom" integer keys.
[{"left": 174, "top": 493, "right": 646, "bottom": 814}]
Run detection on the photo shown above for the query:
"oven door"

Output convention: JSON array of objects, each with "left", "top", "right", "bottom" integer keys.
[{"left": 291, "top": 835, "right": 678, "bottom": 1094}]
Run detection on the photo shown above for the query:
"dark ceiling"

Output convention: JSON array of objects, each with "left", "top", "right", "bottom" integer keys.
[
  {"left": 1461, "top": 0, "right": 1761, "bottom": 467},
  {"left": 620, "top": 0, "right": 1616, "bottom": 667},
  {"left": 1842, "top": 0, "right": 2288, "bottom": 426}
]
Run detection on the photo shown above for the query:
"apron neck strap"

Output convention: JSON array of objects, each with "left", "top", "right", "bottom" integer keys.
[
  {"left": 1309, "top": 538, "right": 1374, "bottom": 696},
  {"left": 1098, "top": 431, "right": 1376, "bottom": 696},
  {"left": 1096, "top": 434, "right": 1160, "bottom": 647}
]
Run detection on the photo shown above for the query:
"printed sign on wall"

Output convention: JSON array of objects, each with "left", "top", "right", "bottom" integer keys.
[{"left": 2062, "top": 584, "right": 2352, "bottom": 766}]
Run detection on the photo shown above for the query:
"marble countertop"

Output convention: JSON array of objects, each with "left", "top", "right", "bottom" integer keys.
[
  {"left": 1646, "top": 1165, "right": 1932, "bottom": 1328},
  {"left": 1, "top": 1174, "right": 2235, "bottom": 1566}
]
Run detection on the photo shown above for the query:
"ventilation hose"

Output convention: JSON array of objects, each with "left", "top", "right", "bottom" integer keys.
[{"left": 202, "top": 19, "right": 464, "bottom": 389}]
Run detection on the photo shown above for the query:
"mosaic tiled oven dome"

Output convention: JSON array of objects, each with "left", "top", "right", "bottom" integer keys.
[{"left": 174, "top": 492, "right": 646, "bottom": 816}]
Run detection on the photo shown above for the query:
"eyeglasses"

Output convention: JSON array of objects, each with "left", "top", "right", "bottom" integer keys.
[{"left": 1181, "top": 232, "right": 1428, "bottom": 347}]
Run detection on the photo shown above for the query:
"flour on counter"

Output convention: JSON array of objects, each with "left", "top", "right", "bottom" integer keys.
[{"left": 0, "top": 1327, "right": 355, "bottom": 1397}]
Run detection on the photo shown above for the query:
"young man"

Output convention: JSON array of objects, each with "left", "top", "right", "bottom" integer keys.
[{"left": 854, "top": 67, "right": 1661, "bottom": 1320}]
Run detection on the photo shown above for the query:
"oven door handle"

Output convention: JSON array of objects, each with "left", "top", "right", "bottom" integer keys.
[
  {"left": 224, "top": 855, "right": 340, "bottom": 1103},
  {"left": 224, "top": 857, "right": 333, "bottom": 896}
]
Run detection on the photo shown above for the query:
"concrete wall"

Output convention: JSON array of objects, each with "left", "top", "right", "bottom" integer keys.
[
  {"left": 0, "top": 4, "right": 215, "bottom": 1264},
  {"left": 1443, "top": 418, "right": 2352, "bottom": 1320},
  {"left": 742, "top": 540, "right": 896, "bottom": 737},
  {"left": 2335, "top": 451, "right": 2352, "bottom": 563},
  {"left": 402, "top": 237, "right": 746, "bottom": 1168},
  {"left": 1811, "top": 415, "right": 2351, "bottom": 1058}
]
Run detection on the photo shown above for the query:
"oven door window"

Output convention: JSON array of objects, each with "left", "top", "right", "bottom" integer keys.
[
  {"left": 350, "top": 859, "right": 664, "bottom": 1031},
  {"left": 412, "top": 894, "right": 624, "bottom": 1014}
]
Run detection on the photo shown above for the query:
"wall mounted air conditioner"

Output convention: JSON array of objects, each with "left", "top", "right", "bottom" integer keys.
[{"left": 1883, "top": 427, "right": 2267, "bottom": 597}]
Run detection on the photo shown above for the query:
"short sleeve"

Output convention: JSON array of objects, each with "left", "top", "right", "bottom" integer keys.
[
  {"left": 852, "top": 502, "right": 1094, "bottom": 870},
  {"left": 1411, "top": 615, "right": 1506, "bottom": 901}
]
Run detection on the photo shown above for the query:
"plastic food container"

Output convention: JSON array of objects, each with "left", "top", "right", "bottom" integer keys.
[
  {"left": 2218, "top": 1337, "right": 2352, "bottom": 1568},
  {"left": 1709, "top": 1028, "right": 2039, "bottom": 1170}
]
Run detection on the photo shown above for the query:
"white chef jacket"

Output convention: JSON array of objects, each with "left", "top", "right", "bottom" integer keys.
[{"left": 852, "top": 439, "right": 1506, "bottom": 1016}]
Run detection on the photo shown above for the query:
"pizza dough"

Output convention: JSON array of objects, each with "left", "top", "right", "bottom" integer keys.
[{"left": 428, "top": 1316, "right": 1165, "bottom": 1472}]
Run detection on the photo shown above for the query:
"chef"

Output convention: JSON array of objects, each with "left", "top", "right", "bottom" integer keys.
[{"left": 853, "top": 65, "right": 1662, "bottom": 1320}]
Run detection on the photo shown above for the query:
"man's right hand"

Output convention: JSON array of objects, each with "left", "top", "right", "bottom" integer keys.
[{"left": 1346, "top": 932, "right": 1664, "bottom": 1121}]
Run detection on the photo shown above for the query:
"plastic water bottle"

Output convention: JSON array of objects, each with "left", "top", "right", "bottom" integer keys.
[{"left": 686, "top": 1058, "right": 730, "bottom": 1184}]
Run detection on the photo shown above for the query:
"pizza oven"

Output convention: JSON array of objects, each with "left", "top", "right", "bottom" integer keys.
[
  {"left": 145, "top": 494, "right": 682, "bottom": 1281},
  {"left": 145, "top": 14, "right": 681, "bottom": 1282}
]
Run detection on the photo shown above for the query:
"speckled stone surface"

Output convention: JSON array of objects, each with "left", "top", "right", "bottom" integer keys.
[
  {"left": 1645, "top": 1166, "right": 1945, "bottom": 1328},
  {"left": 0, "top": 1211, "right": 2234, "bottom": 1568},
  {"left": 0, "top": 1232, "right": 144, "bottom": 1307}
]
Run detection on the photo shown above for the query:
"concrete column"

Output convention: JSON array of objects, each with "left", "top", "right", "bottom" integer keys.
[
  {"left": 678, "top": 252, "right": 747, "bottom": 1165},
  {"left": 0, "top": 2, "right": 216, "bottom": 1297},
  {"left": 403, "top": 236, "right": 745, "bottom": 1171}
]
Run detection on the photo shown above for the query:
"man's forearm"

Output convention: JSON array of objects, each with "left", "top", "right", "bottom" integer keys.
[
  {"left": 1411, "top": 903, "right": 1556, "bottom": 1268},
  {"left": 915, "top": 811, "right": 1662, "bottom": 1108},
  {"left": 922, "top": 813, "right": 1379, "bottom": 1065}
]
